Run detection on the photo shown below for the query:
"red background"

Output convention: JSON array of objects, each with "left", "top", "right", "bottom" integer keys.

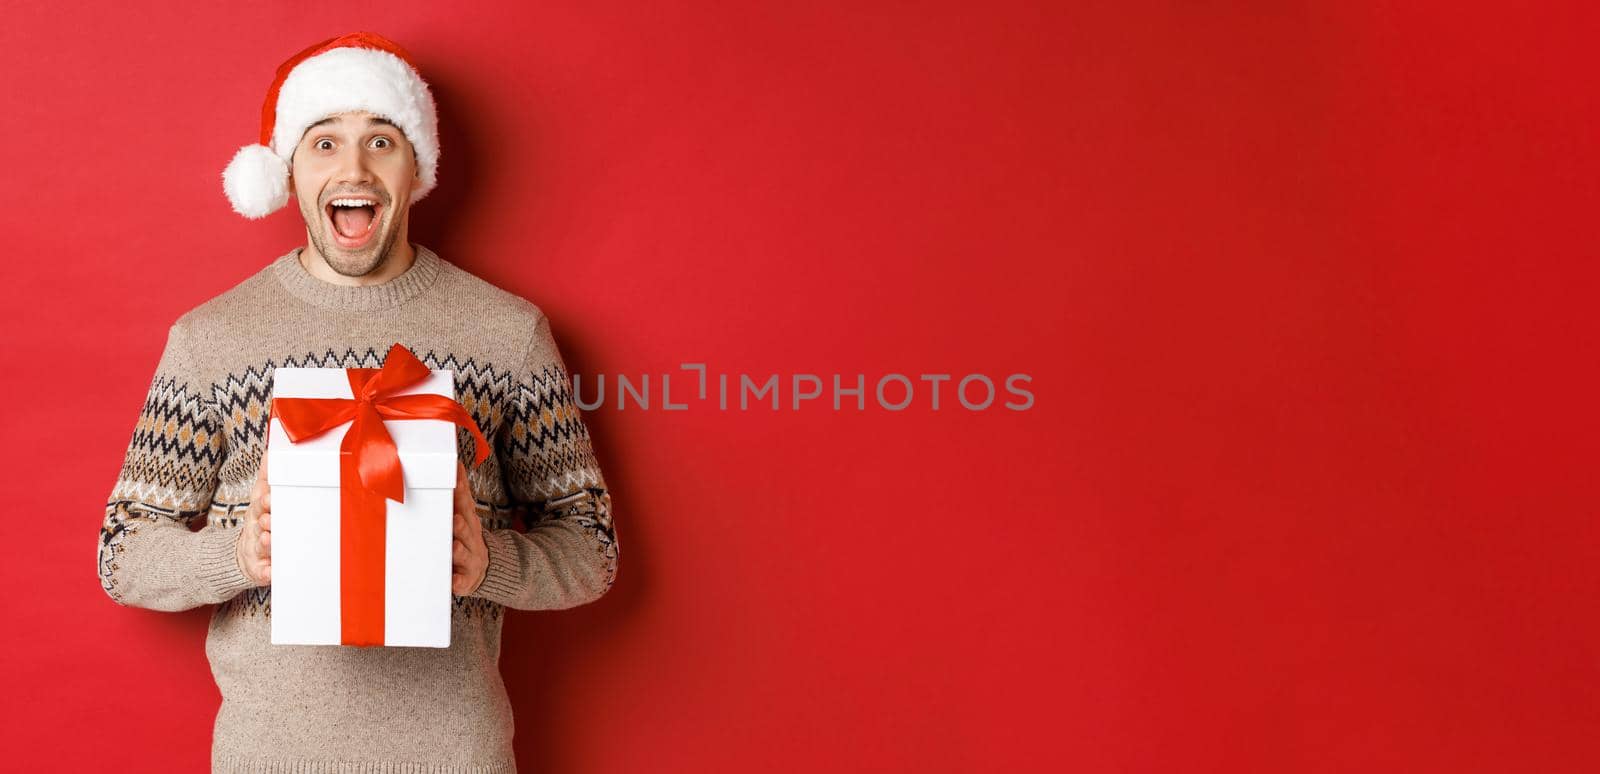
[{"left": 1, "top": 2, "right": 1596, "bottom": 771}]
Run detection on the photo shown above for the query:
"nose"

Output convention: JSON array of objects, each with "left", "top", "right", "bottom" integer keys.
[{"left": 333, "top": 142, "right": 375, "bottom": 188}]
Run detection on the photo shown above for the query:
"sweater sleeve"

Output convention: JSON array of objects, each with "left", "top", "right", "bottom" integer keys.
[
  {"left": 97, "top": 319, "right": 256, "bottom": 611},
  {"left": 472, "top": 311, "right": 619, "bottom": 611}
]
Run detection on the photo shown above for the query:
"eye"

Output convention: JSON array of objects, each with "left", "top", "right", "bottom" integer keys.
[
  {"left": 315, "top": 138, "right": 334, "bottom": 151},
  {"left": 372, "top": 136, "right": 392, "bottom": 150}
]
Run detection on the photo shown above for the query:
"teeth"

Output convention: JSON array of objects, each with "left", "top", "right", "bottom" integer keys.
[{"left": 329, "top": 198, "right": 378, "bottom": 207}]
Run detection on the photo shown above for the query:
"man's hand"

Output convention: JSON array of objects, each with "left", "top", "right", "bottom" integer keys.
[
  {"left": 453, "top": 458, "right": 489, "bottom": 596},
  {"left": 236, "top": 455, "right": 272, "bottom": 586}
]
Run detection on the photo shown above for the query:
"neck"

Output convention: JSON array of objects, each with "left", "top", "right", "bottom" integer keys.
[
  {"left": 273, "top": 244, "right": 442, "bottom": 312},
  {"left": 299, "top": 223, "right": 417, "bottom": 287}
]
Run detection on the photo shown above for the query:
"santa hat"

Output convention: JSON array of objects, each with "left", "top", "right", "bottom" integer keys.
[{"left": 221, "top": 31, "right": 440, "bottom": 219}]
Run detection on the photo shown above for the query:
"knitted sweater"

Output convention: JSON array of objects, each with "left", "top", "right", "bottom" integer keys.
[{"left": 96, "top": 244, "right": 618, "bottom": 773}]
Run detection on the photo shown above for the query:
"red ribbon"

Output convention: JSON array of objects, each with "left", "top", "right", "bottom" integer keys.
[{"left": 268, "top": 343, "right": 489, "bottom": 646}]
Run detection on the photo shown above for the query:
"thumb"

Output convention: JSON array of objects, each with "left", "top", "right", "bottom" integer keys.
[{"left": 456, "top": 459, "right": 474, "bottom": 511}]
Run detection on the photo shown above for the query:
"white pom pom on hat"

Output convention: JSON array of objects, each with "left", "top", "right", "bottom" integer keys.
[
  {"left": 222, "top": 144, "right": 290, "bottom": 219},
  {"left": 221, "top": 31, "right": 440, "bottom": 220}
]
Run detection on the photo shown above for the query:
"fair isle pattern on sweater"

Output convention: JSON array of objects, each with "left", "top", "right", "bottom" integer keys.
[
  {"left": 98, "top": 347, "right": 618, "bottom": 620},
  {"left": 95, "top": 245, "right": 618, "bottom": 773}
]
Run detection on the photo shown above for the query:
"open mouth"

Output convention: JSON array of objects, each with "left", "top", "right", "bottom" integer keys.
[{"left": 325, "top": 196, "right": 384, "bottom": 250}]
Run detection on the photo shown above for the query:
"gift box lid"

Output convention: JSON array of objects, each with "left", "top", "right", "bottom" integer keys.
[{"left": 267, "top": 368, "right": 461, "bottom": 490}]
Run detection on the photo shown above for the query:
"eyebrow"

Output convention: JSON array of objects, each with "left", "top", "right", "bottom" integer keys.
[{"left": 307, "top": 115, "right": 398, "bottom": 131}]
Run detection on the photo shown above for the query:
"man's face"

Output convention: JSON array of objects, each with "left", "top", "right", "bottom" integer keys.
[{"left": 288, "top": 111, "right": 420, "bottom": 277}]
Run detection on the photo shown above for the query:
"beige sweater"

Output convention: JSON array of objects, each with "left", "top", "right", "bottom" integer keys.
[{"left": 96, "top": 244, "right": 618, "bottom": 773}]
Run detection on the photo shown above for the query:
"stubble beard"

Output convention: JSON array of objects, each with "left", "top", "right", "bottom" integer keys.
[{"left": 298, "top": 195, "right": 401, "bottom": 279}]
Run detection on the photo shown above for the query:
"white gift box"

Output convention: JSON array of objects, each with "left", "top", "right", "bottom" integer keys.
[{"left": 266, "top": 367, "right": 458, "bottom": 648}]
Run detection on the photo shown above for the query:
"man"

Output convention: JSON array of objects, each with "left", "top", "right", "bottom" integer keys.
[{"left": 96, "top": 32, "right": 618, "bottom": 772}]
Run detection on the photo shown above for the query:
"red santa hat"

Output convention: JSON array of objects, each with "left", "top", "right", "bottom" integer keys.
[{"left": 221, "top": 32, "right": 440, "bottom": 219}]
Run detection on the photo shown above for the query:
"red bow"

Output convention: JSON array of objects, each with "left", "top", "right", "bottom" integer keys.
[
  {"left": 271, "top": 343, "right": 490, "bottom": 502},
  {"left": 268, "top": 343, "right": 489, "bottom": 646}
]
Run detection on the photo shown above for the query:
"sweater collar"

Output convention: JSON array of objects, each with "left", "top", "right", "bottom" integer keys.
[{"left": 273, "top": 243, "right": 444, "bottom": 311}]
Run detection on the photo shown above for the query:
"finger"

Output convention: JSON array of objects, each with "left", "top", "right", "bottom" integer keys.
[
  {"left": 260, "top": 529, "right": 271, "bottom": 558},
  {"left": 461, "top": 499, "right": 479, "bottom": 535},
  {"left": 255, "top": 455, "right": 269, "bottom": 493},
  {"left": 261, "top": 561, "right": 271, "bottom": 585},
  {"left": 260, "top": 511, "right": 270, "bottom": 533},
  {"left": 456, "top": 461, "right": 475, "bottom": 505},
  {"left": 260, "top": 487, "right": 271, "bottom": 514}
]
